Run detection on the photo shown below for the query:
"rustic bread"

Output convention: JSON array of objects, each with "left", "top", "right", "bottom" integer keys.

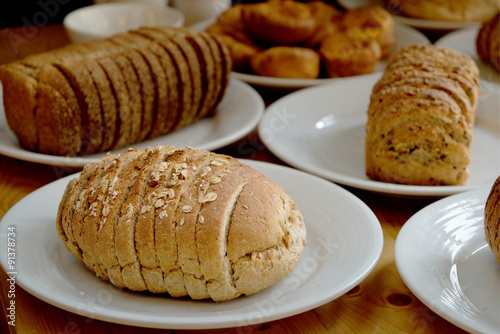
[
  {"left": 485, "top": 176, "right": 500, "bottom": 263},
  {"left": 56, "top": 146, "right": 307, "bottom": 301},
  {"left": 476, "top": 12, "right": 500, "bottom": 72},
  {"left": 387, "top": 0, "right": 500, "bottom": 22},
  {"left": 365, "top": 44, "right": 479, "bottom": 185},
  {"left": 0, "top": 27, "right": 231, "bottom": 157}
]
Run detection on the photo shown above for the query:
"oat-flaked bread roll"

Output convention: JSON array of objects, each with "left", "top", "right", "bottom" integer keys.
[
  {"left": 0, "top": 27, "right": 231, "bottom": 157},
  {"left": 387, "top": 0, "right": 500, "bottom": 22},
  {"left": 365, "top": 44, "right": 480, "bottom": 185},
  {"left": 476, "top": 12, "right": 500, "bottom": 72},
  {"left": 485, "top": 176, "right": 500, "bottom": 263},
  {"left": 56, "top": 146, "right": 306, "bottom": 301}
]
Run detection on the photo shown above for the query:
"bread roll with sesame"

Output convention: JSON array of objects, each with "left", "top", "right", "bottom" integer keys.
[
  {"left": 56, "top": 146, "right": 307, "bottom": 301},
  {"left": 485, "top": 176, "right": 500, "bottom": 264}
]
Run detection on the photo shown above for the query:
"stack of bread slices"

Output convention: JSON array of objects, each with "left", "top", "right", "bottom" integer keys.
[
  {"left": 0, "top": 27, "right": 231, "bottom": 156},
  {"left": 365, "top": 44, "right": 480, "bottom": 185}
]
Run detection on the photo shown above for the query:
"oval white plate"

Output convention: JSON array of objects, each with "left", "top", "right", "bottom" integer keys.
[
  {"left": 0, "top": 78, "right": 264, "bottom": 167},
  {"left": 0, "top": 159, "right": 383, "bottom": 330},
  {"left": 190, "top": 19, "right": 429, "bottom": 89},
  {"left": 435, "top": 26, "right": 500, "bottom": 87},
  {"left": 395, "top": 187, "right": 500, "bottom": 334},
  {"left": 338, "top": 0, "right": 481, "bottom": 31},
  {"left": 259, "top": 74, "right": 500, "bottom": 197}
]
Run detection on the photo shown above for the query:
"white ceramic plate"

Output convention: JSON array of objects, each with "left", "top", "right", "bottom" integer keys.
[
  {"left": 0, "top": 78, "right": 264, "bottom": 167},
  {"left": 338, "top": 0, "right": 481, "bottom": 31},
  {"left": 0, "top": 159, "right": 383, "bottom": 330},
  {"left": 435, "top": 26, "right": 500, "bottom": 87},
  {"left": 259, "top": 74, "right": 500, "bottom": 197},
  {"left": 190, "top": 20, "right": 429, "bottom": 89},
  {"left": 395, "top": 187, "right": 500, "bottom": 334}
]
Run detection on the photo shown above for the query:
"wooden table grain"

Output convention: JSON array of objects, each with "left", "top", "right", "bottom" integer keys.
[{"left": 0, "top": 24, "right": 468, "bottom": 334}]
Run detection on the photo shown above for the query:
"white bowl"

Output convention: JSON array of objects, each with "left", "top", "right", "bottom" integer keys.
[{"left": 63, "top": 3, "right": 185, "bottom": 43}]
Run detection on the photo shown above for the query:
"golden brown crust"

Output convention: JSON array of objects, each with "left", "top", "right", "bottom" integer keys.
[
  {"left": 319, "top": 31, "right": 382, "bottom": 78},
  {"left": 56, "top": 146, "right": 306, "bottom": 301},
  {"left": 241, "top": 0, "right": 317, "bottom": 45},
  {"left": 250, "top": 46, "right": 321, "bottom": 79},
  {"left": 485, "top": 176, "right": 500, "bottom": 263},
  {"left": 340, "top": 5, "right": 395, "bottom": 58}
]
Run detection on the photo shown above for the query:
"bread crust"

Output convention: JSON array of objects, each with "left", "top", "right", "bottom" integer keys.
[
  {"left": 485, "top": 176, "right": 500, "bottom": 263},
  {"left": 476, "top": 12, "right": 500, "bottom": 72},
  {"left": 57, "top": 146, "right": 306, "bottom": 301}
]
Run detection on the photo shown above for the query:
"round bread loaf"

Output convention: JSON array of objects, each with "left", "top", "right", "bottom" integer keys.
[
  {"left": 56, "top": 146, "right": 307, "bottom": 301},
  {"left": 485, "top": 176, "right": 500, "bottom": 264}
]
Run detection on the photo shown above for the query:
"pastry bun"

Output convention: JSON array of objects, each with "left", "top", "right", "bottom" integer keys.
[{"left": 56, "top": 146, "right": 307, "bottom": 301}]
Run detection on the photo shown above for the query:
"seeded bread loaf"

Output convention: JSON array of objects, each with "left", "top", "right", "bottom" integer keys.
[
  {"left": 485, "top": 176, "right": 500, "bottom": 264},
  {"left": 365, "top": 44, "right": 480, "bottom": 185},
  {"left": 56, "top": 146, "right": 307, "bottom": 301},
  {"left": 0, "top": 27, "right": 231, "bottom": 156}
]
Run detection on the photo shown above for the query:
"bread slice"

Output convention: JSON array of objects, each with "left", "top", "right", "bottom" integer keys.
[
  {"left": 113, "top": 54, "right": 143, "bottom": 145},
  {"left": 85, "top": 59, "right": 117, "bottom": 152},
  {"left": 54, "top": 61, "right": 103, "bottom": 154},
  {"left": 93, "top": 149, "right": 148, "bottom": 287},
  {"left": 0, "top": 65, "right": 39, "bottom": 151},
  {"left": 96, "top": 57, "right": 132, "bottom": 150}
]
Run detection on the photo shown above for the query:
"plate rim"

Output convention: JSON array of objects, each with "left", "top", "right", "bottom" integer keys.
[
  {"left": 394, "top": 186, "right": 499, "bottom": 334},
  {"left": 0, "top": 158, "right": 384, "bottom": 329},
  {"left": 0, "top": 78, "right": 264, "bottom": 168},
  {"left": 258, "top": 74, "right": 500, "bottom": 197}
]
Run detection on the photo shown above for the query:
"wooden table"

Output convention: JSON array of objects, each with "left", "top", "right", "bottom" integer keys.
[{"left": 0, "top": 24, "right": 469, "bottom": 334}]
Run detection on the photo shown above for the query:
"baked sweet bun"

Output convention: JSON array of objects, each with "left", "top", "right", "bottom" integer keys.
[
  {"left": 386, "top": 0, "right": 500, "bottom": 22},
  {"left": 304, "top": 1, "right": 342, "bottom": 48},
  {"left": 365, "top": 44, "right": 479, "bottom": 185},
  {"left": 56, "top": 146, "right": 307, "bottom": 302},
  {"left": 340, "top": 5, "right": 395, "bottom": 58},
  {"left": 485, "top": 176, "right": 500, "bottom": 264},
  {"left": 241, "top": 0, "right": 317, "bottom": 45},
  {"left": 319, "top": 31, "right": 382, "bottom": 78},
  {"left": 0, "top": 27, "right": 231, "bottom": 157},
  {"left": 205, "top": 4, "right": 261, "bottom": 72},
  {"left": 476, "top": 12, "right": 500, "bottom": 72},
  {"left": 250, "top": 46, "right": 320, "bottom": 79},
  {"left": 206, "top": 22, "right": 261, "bottom": 73}
]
